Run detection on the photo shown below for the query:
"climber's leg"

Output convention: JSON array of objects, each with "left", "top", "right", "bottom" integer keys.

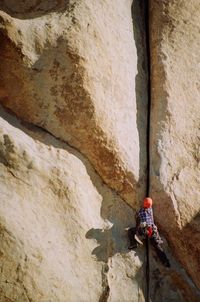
[{"left": 150, "top": 229, "right": 170, "bottom": 267}]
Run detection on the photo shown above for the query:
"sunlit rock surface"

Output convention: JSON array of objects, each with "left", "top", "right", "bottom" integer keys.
[
  {"left": 0, "top": 0, "right": 148, "bottom": 207},
  {"left": 150, "top": 0, "right": 200, "bottom": 290},
  {"left": 0, "top": 107, "right": 146, "bottom": 302},
  {"left": 0, "top": 0, "right": 200, "bottom": 301}
]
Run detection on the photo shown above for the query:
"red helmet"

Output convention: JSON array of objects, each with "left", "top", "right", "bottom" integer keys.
[{"left": 143, "top": 197, "right": 153, "bottom": 208}]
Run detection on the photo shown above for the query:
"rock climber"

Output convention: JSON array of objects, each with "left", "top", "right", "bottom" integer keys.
[{"left": 128, "top": 197, "right": 170, "bottom": 268}]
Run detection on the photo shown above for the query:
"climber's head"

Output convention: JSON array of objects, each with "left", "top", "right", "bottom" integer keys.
[{"left": 143, "top": 197, "right": 153, "bottom": 208}]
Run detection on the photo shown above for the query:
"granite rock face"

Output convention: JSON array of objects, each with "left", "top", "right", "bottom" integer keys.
[
  {"left": 0, "top": 1, "right": 148, "bottom": 301},
  {"left": 0, "top": 0, "right": 148, "bottom": 207},
  {"left": 150, "top": 0, "right": 200, "bottom": 290},
  {"left": 0, "top": 0, "right": 200, "bottom": 301},
  {"left": 0, "top": 108, "right": 145, "bottom": 302}
]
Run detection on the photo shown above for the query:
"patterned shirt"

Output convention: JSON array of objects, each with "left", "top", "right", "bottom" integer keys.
[{"left": 137, "top": 207, "right": 154, "bottom": 226}]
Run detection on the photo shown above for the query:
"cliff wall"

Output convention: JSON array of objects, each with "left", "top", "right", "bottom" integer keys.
[{"left": 0, "top": 1, "right": 200, "bottom": 301}]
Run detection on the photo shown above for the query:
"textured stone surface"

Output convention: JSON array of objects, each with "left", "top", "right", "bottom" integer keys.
[
  {"left": 0, "top": 107, "right": 146, "bottom": 302},
  {"left": 0, "top": 0, "right": 148, "bottom": 207},
  {"left": 0, "top": 108, "right": 197, "bottom": 302},
  {"left": 150, "top": 0, "right": 200, "bottom": 290},
  {"left": 0, "top": 1, "right": 149, "bottom": 301},
  {"left": 0, "top": 0, "right": 200, "bottom": 301}
]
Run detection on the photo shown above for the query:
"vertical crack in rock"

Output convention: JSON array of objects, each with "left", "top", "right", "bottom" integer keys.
[
  {"left": 145, "top": 0, "right": 151, "bottom": 301},
  {"left": 131, "top": 0, "right": 149, "bottom": 205},
  {"left": 132, "top": 0, "right": 150, "bottom": 300},
  {"left": 0, "top": 1, "right": 200, "bottom": 301},
  {"left": 145, "top": 0, "right": 151, "bottom": 198},
  {"left": 146, "top": 2, "right": 200, "bottom": 302},
  {"left": 98, "top": 264, "right": 110, "bottom": 302}
]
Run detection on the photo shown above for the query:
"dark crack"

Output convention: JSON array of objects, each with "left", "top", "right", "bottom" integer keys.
[
  {"left": 98, "top": 264, "right": 110, "bottom": 302},
  {"left": 7, "top": 169, "right": 31, "bottom": 186}
]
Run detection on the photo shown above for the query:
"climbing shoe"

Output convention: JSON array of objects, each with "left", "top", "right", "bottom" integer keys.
[{"left": 134, "top": 234, "right": 143, "bottom": 245}]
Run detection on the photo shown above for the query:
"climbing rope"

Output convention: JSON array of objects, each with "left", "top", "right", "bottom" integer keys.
[
  {"left": 144, "top": 0, "right": 151, "bottom": 299},
  {"left": 145, "top": 236, "right": 150, "bottom": 302}
]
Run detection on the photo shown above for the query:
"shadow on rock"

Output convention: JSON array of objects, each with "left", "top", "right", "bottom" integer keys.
[
  {"left": 86, "top": 226, "right": 144, "bottom": 263},
  {"left": 0, "top": 104, "right": 147, "bottom": 300},
  {"left": 86, "top": 228, "right": 114, "bottom": 262},
  {"left": 0, "top": 0, "right": 72, "bottom": 19}
]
